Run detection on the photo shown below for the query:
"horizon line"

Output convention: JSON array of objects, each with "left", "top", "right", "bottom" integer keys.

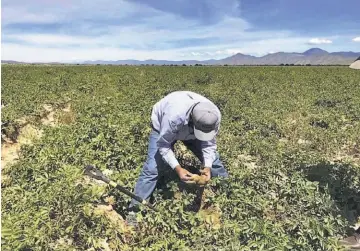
[{"left": 2, "top": 47, "right": 360, "bottom": 64}]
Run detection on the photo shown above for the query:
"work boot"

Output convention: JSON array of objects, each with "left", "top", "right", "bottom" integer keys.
[{"left": 339, "top": 232, "right": 360, "bottom": 250}]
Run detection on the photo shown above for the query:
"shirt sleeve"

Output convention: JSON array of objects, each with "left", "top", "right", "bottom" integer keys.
[
  {"left": 201, "top": 123, "right": 220, "bottom": 168},
  {"left": 201, "top": 138, "right": 217, "bottom": 168},
  {"left": 156, "top": 114, "right": 183, "bottom": 169}
]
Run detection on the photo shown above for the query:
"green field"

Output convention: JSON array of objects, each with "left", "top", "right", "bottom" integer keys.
[{"left": 1, "top": 65, "right": 360, "bottom": 250}]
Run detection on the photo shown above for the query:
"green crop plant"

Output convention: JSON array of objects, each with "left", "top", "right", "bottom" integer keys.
[{"left": 1, "top": 65, "right": 360, "bottom": 250}]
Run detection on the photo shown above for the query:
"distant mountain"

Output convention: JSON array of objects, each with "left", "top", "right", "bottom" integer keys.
[
  {"left": 330, "top": 51, "right": 360, "bottom": 58},
  {"left": 215, "top": 48, "right": 360, "bottom": 65},
  {"left": 1, "top": 60, "right": 23, "bottom": 64},
  {"left": 303, "top": 48, "right": 328, "bottom": 56},
  {"left": 1, "top": 60, "right": 65, "bottom": 64},
  {"left": 82, "top": 48, "right": 360, "bottom": 66},
  {"left": 82, "top": 59, "right": 204, "bottom": 65},
  {"left": 3, "top": 48, "right": 360, "bottom": 65},
  {"left": 218, "top": 53, "right": 257, "bottom": 65}
]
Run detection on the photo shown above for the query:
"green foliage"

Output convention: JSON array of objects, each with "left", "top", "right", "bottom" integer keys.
[{"left": 1, "top": 65, "right": 360, "bottom": 250}]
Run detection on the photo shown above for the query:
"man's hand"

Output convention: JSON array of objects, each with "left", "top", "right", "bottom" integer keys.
[
  {"left": 175, "top": 166, "right": 195, "bottom": 184},
  {"left": 200, "top": 167, "right": 211, "bottom": 183}
]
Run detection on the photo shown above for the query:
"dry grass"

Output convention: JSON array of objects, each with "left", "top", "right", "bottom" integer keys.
[
  {"left": 234, "top": 153, "right": 259, "bottom": 170},
  {"left": 329, "top": 142, "right": 360, "bottom": 166},
  {"left": 57, "top": 103, "right": 76, "bottom": 125},
  {"left": 198, "top": 205, "right": 222, "bottom": 230}
]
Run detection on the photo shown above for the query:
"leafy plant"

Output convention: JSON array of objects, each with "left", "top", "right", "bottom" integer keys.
[{"left": 1, "top": 65, "right": 359, "bottom": 250}]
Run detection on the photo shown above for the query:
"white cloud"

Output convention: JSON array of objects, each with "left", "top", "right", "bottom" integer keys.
[
  {"left": 187, "top": 49, "right": 242, "bottom": 58},
  {"left": 2, "top": 0, "right": 255, "bottom": 52},
  {"left": 352, "top": 37, "right": 360, "bottom": 42},
  {"left": 2, "top": 0, "right": 353, "bottom": 62},
  {"left": 1, "top": 7, "right": 60, "bottom": 24},
  {"left": 223, "top": 49, "right": 243, "bottom": 55},
  {"left": 1, "top": 43, "right": 180, "bottom": 62},
  {"left": 307, "top": 38, "right": 333, "bottom": 45},
  {"left": 1, "top": 0, "right": 150, "bottom": 25},
  {"left": 190, "top": 52, "right": 202, "bottom": 56},
  {"left": 2, "top": 8, "right": 297, "bottom": 62},
  {"left": 194, "top": 38, "right": 312, "bottom": 57},
  {"left": 2, "top": 36, "right": 318, "bottom": 62},
  {"left": 6, "top": 34, "right": 95, "bottom": 45}
]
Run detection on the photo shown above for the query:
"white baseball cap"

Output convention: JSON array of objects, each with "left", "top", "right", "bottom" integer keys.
[{"left": 191, "top": 101, "right": 220, "bottom": 141}]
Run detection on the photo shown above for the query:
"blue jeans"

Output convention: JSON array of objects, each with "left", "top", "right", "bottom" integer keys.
[{"left": 129, "top": 130, "right": 228, "bottom": 209}]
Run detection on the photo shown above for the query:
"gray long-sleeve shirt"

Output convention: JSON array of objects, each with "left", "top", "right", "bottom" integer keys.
[{"left": 151, "top": 91, "right": 221, "bottom": 169}]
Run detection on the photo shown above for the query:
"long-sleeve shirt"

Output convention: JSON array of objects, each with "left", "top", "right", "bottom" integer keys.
[{"left": 151, "top": 91, "right": 221, "bottom": 169}]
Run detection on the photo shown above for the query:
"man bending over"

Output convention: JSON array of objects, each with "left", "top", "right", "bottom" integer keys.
[{"left": 126, "top": 91, "right": 228, "bottom": 226}]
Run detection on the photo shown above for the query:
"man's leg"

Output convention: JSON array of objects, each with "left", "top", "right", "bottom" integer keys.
[
  {"left": 128, "top": 130, "right": 166, "bottom": 210},
  {"left": 182, "top": 139, "right": 229, "bottom": 178}
]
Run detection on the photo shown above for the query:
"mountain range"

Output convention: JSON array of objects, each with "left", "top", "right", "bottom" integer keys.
[{"left": 2, "top": 48, "right": 360, "bottom": 65}]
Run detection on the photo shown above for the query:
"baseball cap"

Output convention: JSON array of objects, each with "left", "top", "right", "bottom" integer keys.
[{"left": 191, "top": 101, "right": 220, "bottom": 141}]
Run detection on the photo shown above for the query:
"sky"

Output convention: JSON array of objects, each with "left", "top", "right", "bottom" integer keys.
[{"left": 1, "top": 0, "right": 360, "bottom": 62}]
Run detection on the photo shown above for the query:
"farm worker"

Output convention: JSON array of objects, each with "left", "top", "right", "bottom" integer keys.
[{"left": 126, "top": 91, "right": 228, "bottom": 226}]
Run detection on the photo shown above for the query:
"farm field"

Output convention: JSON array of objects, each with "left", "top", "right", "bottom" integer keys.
[{"left": 1, "top": 65, "right": 360, "bottom": 250}]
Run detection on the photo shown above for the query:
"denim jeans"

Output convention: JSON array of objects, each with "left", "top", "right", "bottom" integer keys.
[{"left": 128, "top": 129, "right": 228, "bottom": 209}]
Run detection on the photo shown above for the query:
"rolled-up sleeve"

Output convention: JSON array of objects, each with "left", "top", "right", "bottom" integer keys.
[
  {"left": 157, "top": 114, "right": 183, "bottom": 169},
  {"left": 201, "top": 138, "right": 217, "bottom": 168}
]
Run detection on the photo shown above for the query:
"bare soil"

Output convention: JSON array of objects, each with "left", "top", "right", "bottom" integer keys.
[
  {"left": 1, "top": 124, "right": 42, "bottom": 169},
  {"left": 1, "top": 103, "right": 74, "bottom": 170}
]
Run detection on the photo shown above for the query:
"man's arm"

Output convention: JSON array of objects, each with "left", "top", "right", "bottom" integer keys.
[
  {"left": 156, "top": 114, "right": 195, "bottom": 183},
  {"left": 156, "top": 114, "right": 181, "bottom": 169},
  {"left": 202, "top": 109, "right": 221, "bottom": 169},
  {"left": 198, "top": 138, "right": 217, "bottom": 182},
  {"left": 201, "top": 138, "right": 217, "bottom": 168}
]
